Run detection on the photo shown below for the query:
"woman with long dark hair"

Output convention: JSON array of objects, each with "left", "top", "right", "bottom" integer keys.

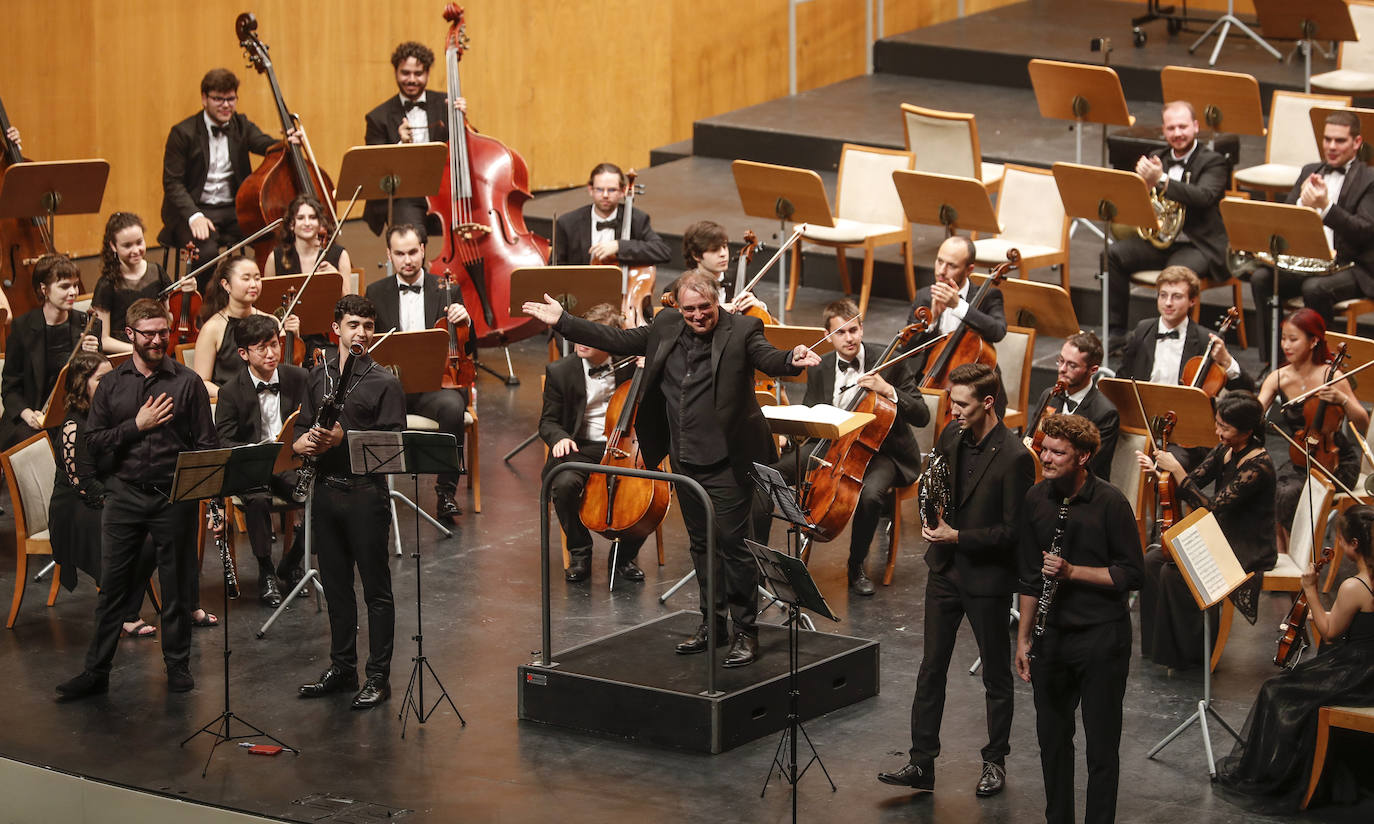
[
  {"left": 262, "top": 194, "right": 351, "bottom": 280},
  {"left": 192, "top": 253, "right": 297, "bottom": 399},
  {"left": 92, "top": 212, "right": 172, "bottom": 355}
]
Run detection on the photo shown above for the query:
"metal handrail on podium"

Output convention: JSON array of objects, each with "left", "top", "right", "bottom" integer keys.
[{"left": 534, "top": 462, "right": 719, "bottom": 696}]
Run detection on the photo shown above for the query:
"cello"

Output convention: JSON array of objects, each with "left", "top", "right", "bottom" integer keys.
[
  {"left": 917, "top": 249, "right": 1019, "bottom": 392},
  {"left": 578, "top": 364, "right": 672, "bottom": 542},
  {"left": 1180, "top": 307, "right": 1239, "bottom": 397},
  {"left": 233, "top": 13, "right": 337, "bottom": 267},
  {"left": 1291, "top": 342, "right": 1350, "bottom": 473},
  {"left": 428, "top": 5, "right": 549, "bottom": 348},
  {"left": 591, "top": 169, "right": 655, "bottom": 328},
  {"left": 0, "top": 94, "right": 52, "bottom": 317}
]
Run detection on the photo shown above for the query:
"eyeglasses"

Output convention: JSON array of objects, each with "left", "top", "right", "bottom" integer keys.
[
  {"left": 591, "top": 187, "right": 621, "bottom": 195},
  {"left": 207, "top": 95, "right": 238, "bottom": 105},
  {"left": 131, "top": 328, "right": 171, "bottom": 341},
  {"left": 1055, "top": 356, "right": 1087, "bottom": 370}
]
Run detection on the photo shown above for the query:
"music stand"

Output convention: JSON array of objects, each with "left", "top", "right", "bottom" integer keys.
[
  {"left": 1028, "top": 59, "right": 1135, "bottom": 242},
  {"left": 1052, "top": 162, "right": 1157, "bottom": 343},
  {"left": 1097, "top": 378, "right": 1220, "bottom": 449},
  {"left": 348, "top": 430, "right": 465, "bottom": 738},
  {"left": 0, "top": 159, "right": 109, "bottom": 265},
  {"left": 1309, "top": 106, "right": 1374, "bottom": 165},
  {"left": 1219, "top": 198, "right": 1334, "bottom": 370},
  {"left": 257, "top": 272, "right": 345, "bottom": 333},
  {"left": 762, "top": 324, "right": 831, "bottom": 390},
  {"left": 992, "top": 277, "right": 1081, "bottom": 338},
  {"left": 1254, "top": 0, "right": 1358, "bottom": 93},
  {"left": 335, "top": 143, "right": 448, "bottom": 232},
  {"left": 1191, "top": 1, "right": 1282, "bottom": 66},
  {"left": 733, "top": 159, "right": 837, "bottom": 323},
  {"left": 1159, "top": 66, "right": 1267, "bottom": 150},
  {"left": 173, "top": 443, "right": 296, "bottom": 775},
  {"left": 366, "top": 329, "right": 457, "bottom": 554},
  {"left": 891, "top": 170, "right": 1001, "bottom": 239}
]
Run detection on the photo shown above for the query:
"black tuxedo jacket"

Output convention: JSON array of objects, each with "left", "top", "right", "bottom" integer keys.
[
  {"left": 1285, "top": 160, "right": 1374, "bottom": 295},
  {"left": 923, "top": 421, "right": 1035, "bottom": 597},
  {"left": 1031, "top": 384, "right": 1120, "bottom": 480},
  {"left": 801, "top": 343, "right": 928, "bottom": 482},
  {"left": 1118, "top": 317, "right": 1255, "bottom": 393},
  {"left": 365, "top": 273, "right": 473, "bottom": 355},
  {"left": 906, "top": 283, "right": 1008, "bottom": 412},
  {"left": 214, "top": 363, "right": 309, "bottom": 446},
  {"left": 553, "top": 205, "right": 672, "bottom": 266},
  {"left": 539, "top": 354, "right": 636, "bottom": 448},
  {"left": 553, "top": 308, "right": 801, "bottom": 485},
  {"left": 1, "top": 308, "right": 87, "bottom": 422},
  {"left": 158, "top": 112, "right": 275, "bottom": 244},
  {"left": 362, "top": 94, "right": 452, "bottom": 232},
  {"left": 1150, "top": 143, "right": 1230, "bottom": 276}
]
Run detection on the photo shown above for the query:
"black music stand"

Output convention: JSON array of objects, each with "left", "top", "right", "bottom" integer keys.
[
  {"left": 173, "top": 443, "right": 296, "bottom": 775},
  {"left": 348, "top": 430, "right": 466, "bottom": 738}
]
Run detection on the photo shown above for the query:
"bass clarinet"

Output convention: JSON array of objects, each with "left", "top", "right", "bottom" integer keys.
[
  {"left": 292, "top": 342, "right": 366, "bottom": 502},
  {"left": 207, "top": 499, "right": 237, "bottom": 600},
  {"left": 1027, "top": 498, "right": 1071, "bottom": 661}
]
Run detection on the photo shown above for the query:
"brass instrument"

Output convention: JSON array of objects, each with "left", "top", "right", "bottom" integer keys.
[
  {"left": 1138, "top": 177, "right": 1186, "bottom": 250},
  {"left": 917, "top": 450, "right": 952, "bottom": 530},
  {"left": 1027, "top": 497, "right": 1071, "bottom": 661},
  {"left": 1226, "top": 248, "right": 1354, "bottom": 278}
]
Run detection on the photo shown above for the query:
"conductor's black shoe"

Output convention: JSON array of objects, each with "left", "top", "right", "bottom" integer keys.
[
  {"left": 299, "top": 666, "right": 358, "bottom": 698},
  {"left": 565, "top": 556, "right": 590, "bottom": 583},
  {"left": 260, "top": 575, "right": 283, "bottom": 607},
  {"left": 166, "top": 662, "right": 195, "bottom": 693},
  {"left": 722, "top": 632, "right": 759, "bottom": 668},
  {"left": 675, "top": 622, "right": 728, "bottom": 654},
  {"left": 878, "top": 761, "right": 935, "bottom": 792},
  {"left": 56, "top": 670, "right": 108, "bottom": 702},
  {"left": 975, "top": 761, "right": 1005, "bottom": 797},
  {"left": 613, "top": 559, "right": 645, "bottom": 581},
  {"left": 351, "top": 674, "right": 390, "bottom": 710},
  {"left": 849, "top": 569, "right": 876, "bottom": 597},
  {"left": 435, "top": 492, "right": 462, "bottom": 523}
]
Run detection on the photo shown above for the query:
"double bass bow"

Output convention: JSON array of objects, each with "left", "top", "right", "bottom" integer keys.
[
  {"left": 578, "top": 362, "right": 672, "bottom": 543},
  {"left": 917, "top": 249, "right": 1019, "bottom": 392},
  {"left": 0, "top": 95, "right": 52, "bottom": 317},
  {"left": 428, "top": 5, "right": 549, "bottom": 349},
  {"left": 591, "top": 169, "right": 655, "bottom": 328}
]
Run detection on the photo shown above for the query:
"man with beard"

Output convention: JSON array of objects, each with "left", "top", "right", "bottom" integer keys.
[
  {"left": 56, "top": 298, "right": 219, "bottom": 700},
  {"left": 1025, "top": 332, "right": 1118, "bottom": 480},
  {"left": 553, "top": 163, "right": 671, "bottom": 268}
]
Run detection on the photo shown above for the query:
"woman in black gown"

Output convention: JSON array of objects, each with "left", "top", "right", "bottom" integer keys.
[{"left": 1217, "top": 504, "right": 1374, "bottom": 810}]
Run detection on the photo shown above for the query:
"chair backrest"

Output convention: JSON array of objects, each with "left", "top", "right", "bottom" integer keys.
[
  {"left": 900, "top": 104, "right": 983, "bottom": 180},
  {"left": 1, "top": 432, "right": 56, "bottom": 539},
  {"left": 835, "top": 143, "right": 914, "bottom": 228},
  {"left": 74, "top": 293, "right": 94, "bottom": 314},
  {"left": 1340, "top": 2, "right": 1374, "bottom": 74},
  {"left": 993, "top": 325, "right": 1035, "bottom": 415},
  {"left": 1109, "top": 430, "right": 1149, "bottom": 517},
  {"left": 1289, "top": 474, "right": 1335, "bottom": 569},
  {"left": 1267, "top": 90, "right": 1353, "bottom": 168},
  {"left": 175, "top": 342, "right": 195, "bottom": 368},
  {"left": 994, "top": 163, "right": 1066, "bottom": 252},
  {"left": 914, "top": 388, "right": 949, "bottom": 457}
]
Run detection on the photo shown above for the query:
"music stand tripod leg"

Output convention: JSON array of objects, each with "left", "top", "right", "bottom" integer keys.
[
  {"left": 257, "top": 489, "right": 325, "bottom": 638},
  {"left": 474, "top": 345, "right": 520, "bottom": 387}
]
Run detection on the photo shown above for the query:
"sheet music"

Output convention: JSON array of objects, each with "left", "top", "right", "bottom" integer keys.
[{"left": 1166, "top": 509, "right": 1248, "bottom": 609}]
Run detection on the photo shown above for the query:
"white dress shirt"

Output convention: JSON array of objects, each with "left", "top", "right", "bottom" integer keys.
[
  {"left": 253, "top": 368, "right": 284, "bottom": 442},
  {"left": 1318, "top": 159, "right": 1352, "bottom": 248},
  {"left": 936, "top": 280, "right": 973, "bottom": 335},
  {"left": 1150, "top": 317, "right": 1241, "bottom": 386},
  {"left": 402, "top": 93, "right": 430, "bottom": 144},
  {"left": 1060, "top": 383, "right": 1092, "bottom": 415},
  {"left": 833, "top": 348, "right": 865, "bottom": 408},
  {"left": 397, "top": 275, "right": 425, "bottom": 332},
  {"left": 591, "top": 207, "right": 618, "bottom": 248},
  {"left": 577, "top": 358, "right": 618, "bottom": 441},
  {"left": 192, "top": 113, "right": 233, "bottom": 227}
]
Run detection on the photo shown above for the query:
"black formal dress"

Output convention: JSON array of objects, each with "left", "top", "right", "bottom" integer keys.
[
  {"left": 1030, "top": 384, "right": 1120, "bottom": 480},
  {"left": 362, "top": 94, "right": 451, "bottom": 235},
  {"left": 553, "top": 205, "right": 671, "bottom": 266},
  {"left": 0, "top": 307, "right": 86, "bottom": 448},
  {"left": 906, "top": 284, "right": 1008, "bottom": 415},
  {"left": 1270, "top": 388, "right": 1360, "bottom": 527},
  {"left": 210, "top": 315, "right": 250, "bottom": 388},
  {"left": 91, "top": 262, "right": 171, "bottom": 343}
]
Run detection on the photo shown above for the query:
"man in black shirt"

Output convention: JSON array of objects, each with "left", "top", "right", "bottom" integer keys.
[
  {"left": 294, "top": 295, "right": 406, "bottom": 710},
  {"left": 56, "top": 298, "right": 219, "bottom": 701},
  {"left": 1016, "top": 414, "right": 1143, "bottom": 824}
]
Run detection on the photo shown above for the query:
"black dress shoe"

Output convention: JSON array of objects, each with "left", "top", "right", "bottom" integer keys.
[
  {"left": 975, "top": 761, "right": 1005, "bottom": 797},
  {"left": 56, "top": 670, "right": 108, "bottom": 702},
  {"left": 565, "top": 556, "right": 590, "bottom": 583},
  {"left": 613, "top": 559, "right": 645, "bottom": 581},
  {"left": 675, "top": 622, "right": 729, "bottom": 654},
  {"left": 351, "top": 674, "right": 390, "bottom": 709},
  {"left": 260, "top": 575, "right": 283, "bottom": 607},
  {"left": 878, "top": 761, "right": 935, "bottom": 792},
  {"left": 166, "top": 662, "right": 195, "bottom": 693},
  {"left": 435, "top": 492, "right": 462, "bottom": 523},
  {"left": 849, "top": 569, "right": 876, "bottom": 596},
  {"left": 299, "top": 666, "right": 359, "bottom": 698},
  {"left": 279, "top": 565, "right": 305, "bottom": 592},
  {"left": 722, "top": 632, "right": 759, "bottom": 668}
]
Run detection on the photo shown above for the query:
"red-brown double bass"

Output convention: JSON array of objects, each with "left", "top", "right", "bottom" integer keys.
[
  {"left": 428, "top": 5, "right": 549, "bottom": 349},
  {"left": 0, "top": 94, "right": 51, "bottom": 318}
]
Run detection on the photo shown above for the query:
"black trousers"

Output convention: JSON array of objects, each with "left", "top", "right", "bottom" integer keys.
[
  {"left": 1030, "top": 615, "right": 1133, "bottom": 824},
  {"left": 910, "top": 567, "right": 1014, "bottom": 766},
  {"left": 1140, "top": 549, "right": 1218, "bottom": 669},
  {"left": 83, "top": 479, "right": 198, "bottom": 674},
  {"left": 407, "top": 389, "right": 467, "bottom": 496},
  {"left": 674, "top": 460, "right": 758, "bottom": 635},
  {"left": 543, "top": 440, "right": 644, "bottom": 564},
  {"left": 239, "top": 471, "right": 303, "bottom": 576},
  {"left": 1107, "top": 237, "right": 1212, "bottom": 332},
  {"left": 1249, "top": 264, "right": 1370, "bottom": 356},
  {"left": 168, "top": 202, "right": 242, "bottom": 292},
  {"left": 312, "top": 478, "right": 394, "bottom": 679}
]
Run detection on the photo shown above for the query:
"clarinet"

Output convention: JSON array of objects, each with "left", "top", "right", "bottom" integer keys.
[
  {"left": 207, "top": 499, "right": 238, "bottom": 599},
  {"left": 1027, "top": 498, "right": 1071, "bottom": 661},
  {"left": 292, "top": 342, "right": 366, "bottom": 502}
]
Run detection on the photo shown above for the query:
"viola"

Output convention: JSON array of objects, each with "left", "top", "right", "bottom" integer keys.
[
  {"left": 0, "top": 94, "right": 53, "bottom": 317},
  {"left": 578, "top": 364, "right": 671, "bottom": 541},
  {"left": 917, "top": 249, "right": 1019, "bottom": 393},
  {"left": 1275, "top": 544, "right": 1336, "bottom": 668},
  {"left": 591, "top": 169, "right": 656, "bottom": 329},
  {"left": 169, "top": 242, "right": 202, "bottom": 346},
  {"left": 1027, "top": 379, "right": 1067, "bottom": 452},
  {"left": 1291, "top": 342, "right": 1350, "bottom": 472},
  {"left": 427, "top": 5, "right": 549, "bottom": 348},
  {"left": 1155, "top": 411, "right": 1180, "bottom": 535},
  {"left": 436, "top": 270, "right": 476, "bottom": 389},
  {"left": 1181, "top": 307, "right": 1240, "bottom": 396},
  {"left": 234, "top": 13, "right": 338, "bottom": 267},
  {"left": 277, "top": 285, "right": 305, "bottom": 365}
]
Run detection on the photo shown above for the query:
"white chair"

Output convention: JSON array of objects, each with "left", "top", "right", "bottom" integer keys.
[
  {"left": 1311, "top": 2, "right": 1374, "bottom": 97},
  {"left": 993, "top": 324, "right": 1035, "bottom": 431},
  {"left": 1108, "top": 430, "right": 1150, "bottom": 548},
  {"left": 1233, "top": 90, "right": 1353, "bottom": 200},
  {"left": 971, "top": 164, "right": 1070, "bottom": 289},
  {"left": 403, "top": 385, "right": 480, "bottom": 515},
  {"left": 786, "top": 143, "right": 914, "bottom": 317},
  {"left": 900, "top": 104, "right": 1004, "bottom": 197},
  {"left": 3, "top": 433, "right": 58, "bottom": 628}
]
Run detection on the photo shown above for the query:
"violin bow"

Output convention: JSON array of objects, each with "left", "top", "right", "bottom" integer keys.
[
  {"left": 1281, "top": 358, "right": 1374, "bottom": 408},
  {"left": 366, "top": 326, "right": 399, "bottom": 354},
  {"left": 159, "top": 219, "right": 284, "bottom": 297},
  {"left": 863, "top": 333, "right": 951, "bottom": 377},
  {"left": 278, "top": 186, "right": 362, "bottom": 331},
  {"left": 738, "top": 224, "right": 806, "bottom": 297},
  {"left": 1350, "top": 419, "right": 1374, "bottom": 470},
  {"left": 807, "top": 314, "right": 861, "bottom": 351}
]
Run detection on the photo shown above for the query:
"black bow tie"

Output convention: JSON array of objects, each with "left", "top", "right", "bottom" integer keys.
[
  {"left": 210, "top": 125, "right": 225, "bottom": 138},
  {"left": 398, "top": 282, "right": 423, "bottom": 294},
  {"left": 588, "top": 362, "right": 614, "bottom": 378},
  {"left": 595, "top": 218, "right": 618, "bottom": 232},
  {"left": 1318, "top": 161, "right": 1349, "bottom": 176},
  {"left": 1061, "top": 398, "right": 1078, "bottom": 414},
  {"left": 401, "top": 99, "right": 422, "bottom": 112},
  {"left": 1155, "top": 328, "right": 1180, "bottom": 340},
  {"left": 256, "top": 382, "right": 280, "bottom": 395},
  {"left": 838, "top": 358, "right": 859, "bottom": 372}
]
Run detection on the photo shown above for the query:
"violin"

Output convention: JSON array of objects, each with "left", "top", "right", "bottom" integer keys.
[
  {"left": 1275, "top": 544, "right": 1335, "bottom": 668},
  {"left": 277, "top": 285, "right": 305, "bottom": 365},
  {"left": 1154, "top": 411, "right": 1180, "bottom": 536},
  {"left": 169, "top": 242, "right": 202, "bottom": 346},
  {"left": 578, "top": 363, "right": 672, "bottom": 541},
  {"left": 917, "top": 249, "right": 1019, "bottom": 392},
  {"left": 1027, "top": 380, "right": 1067, "bottom": 452},
  {"left": 436, "top": 270, "right": 476, "bottom": 389},
  {"left": 234, "top": 13, "right": 338, "bottom": 267},
  {"left": 0, "top": 94, "right": 53, "bottom": 317},
  {"left": 1181, "top": 307, "right": 1240, "bottom": 396},
  {"left": 1291, "top": 342, "right": 1350, "bottom": 472},
  {"left": 591, "top": 169, "right": 655, "bottom": 328},
  {"left": 427, "top": 5, "right": 549, "bottom": 348}
]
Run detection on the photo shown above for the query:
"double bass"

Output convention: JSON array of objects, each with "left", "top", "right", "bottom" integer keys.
[
  {"left": 578, "top": 364, "right": 671, "bottom": 542},
  {"left": 917, "top": 250, "right": 1019, "bottom": 392},
  {"left": 428, "top": 5, "right": 549, "bottom": 348},
  {"left": 0, "top": 94, "right": 51, "bottom": 317},
  {"left": 590, "top": 169, "right": 655, "bottom": 328}
]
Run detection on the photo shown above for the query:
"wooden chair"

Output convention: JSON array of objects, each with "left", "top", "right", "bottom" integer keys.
[
  {"left": 1334, "top": 298, "right": 1374, "bottom": 335},
  {"left": 175, "top": 342, "right": 195, "bottom": 367},
  {"left": 1303, "top": 705, "right": 1374, "bottom": 809},
  {"left": 3, "top": 432, "right": 59, "bottom": 628},
  {"left": 1233, "top": 90, "right": 1353, "bottom": 200},
  {"left": 971, "top": 164, "right": 1070, "bottom": 289},
  {"left": 899, "top": 103, "right": 1004, "bottom": 197},
  {"left": 886, "top": 389, "right": 949, "bottom": 586},
  {"left": 786, "top": 143, "right": 915, "bottom": 317},
  {"left": 1310, "top": 2, "right": 1374, "bottom": 97},
  {"left": 993, "top": 324, "right": 1035, "bottom": 431}
]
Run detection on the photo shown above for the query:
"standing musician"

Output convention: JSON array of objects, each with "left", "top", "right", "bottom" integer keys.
[
  {"left": 1105, "top": 101, "right": 1229, "bottom": 345},
  {"left": 56, "top": 298, "right": 219, "bottom": 701},
  {"left": 159, "top": 68, "right": 301, "bottom": 290},
  {"left": 362, "top": 41, "right": 466, "bottom": 236},
  {"left": 0, "top": 254, "right": 99, "bottom": 448},
  {"left": 553, "top": 163, "right": 671, "bottom": 267},
  {"left": 1027, "top": 332, "right": 1118, "bottom": 479},
  {"left": 540, "top": 303, "right": 645, "bottom": 583},
  {"left": 193, "top": 253, "right": 299, "bottom": 400},
  {"left": 1136, "top": 391, "right": 1275, "bottom": 669},
  {"left": 365, "top": 223, "right": 471, "bottom": 523},
  {"left": 93, "top": 211, "right": 174, "bottom": 355},
  {"left": 294, "top": 295, "right": 406, "bottom": 711},
  {"left": 879, "top": 362, "right": 1032, "bottom": 798},
  {"left": 262, "top": 194, "right": 353, "bottom": 280},
  {"left": 213, "top": 314, "right": 309, "bottom": 607},
  {"left": 1015, "top": 414, "right": 1143, "bottom": 824},
  {"left": 1250, "top": 110, "right": 1374, "bottom": 355},
  {"left": 522, "top": 272, "right": 821, "bottom": 667}
]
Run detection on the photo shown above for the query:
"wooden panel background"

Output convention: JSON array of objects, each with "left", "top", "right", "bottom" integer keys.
[{"left": 0, "top": 0, "right": 1015, "bottom": 256}]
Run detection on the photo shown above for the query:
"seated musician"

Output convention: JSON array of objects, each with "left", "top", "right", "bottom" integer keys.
[
  {"left": 93, "top": 211, "right": 174, "bottom": 356},
  {"left": 364, "top": 223, "right": 471, "bottom": 523},
  {"left": 212, "top": 314, "right": 309, "bottom": 607},
  {"left": 540, "top": 302, "right": 646, "bottom": 584},
  {"left": 1118, "top": 266, "right": 1250, "bottom": 391},
  {"left": 1257, "top": 309, "right": 1368, "bottom": 554},
  {"left": 554, "top": 163, "right": 671, "bottom": 267},
  {"left": 1106, "top": 101, "right": 1229, "bottom": 347},
  {"left": 668, "top": 220, "right": 767, "bottom": 315},
  {"left": 1135, "top": 391, "right": 1276, "bottom": 668},
  {"left": 0, "top": 254, "right": 99, "bottom": 448},
  {"left": 262, "top": 194, "right": 353, "bottom": 281},
  {"left": 362, "top": 41, "right": 466, "bottom": 236},
  {"left": 1027, "top": 332, "right": 1118, "bottom": 480},
  {"left": 193, "top": 253, "right": 299, "bottom": 401},
  {"left": 1250, "top": 110, "right": 1374, "bottom": 356}
]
